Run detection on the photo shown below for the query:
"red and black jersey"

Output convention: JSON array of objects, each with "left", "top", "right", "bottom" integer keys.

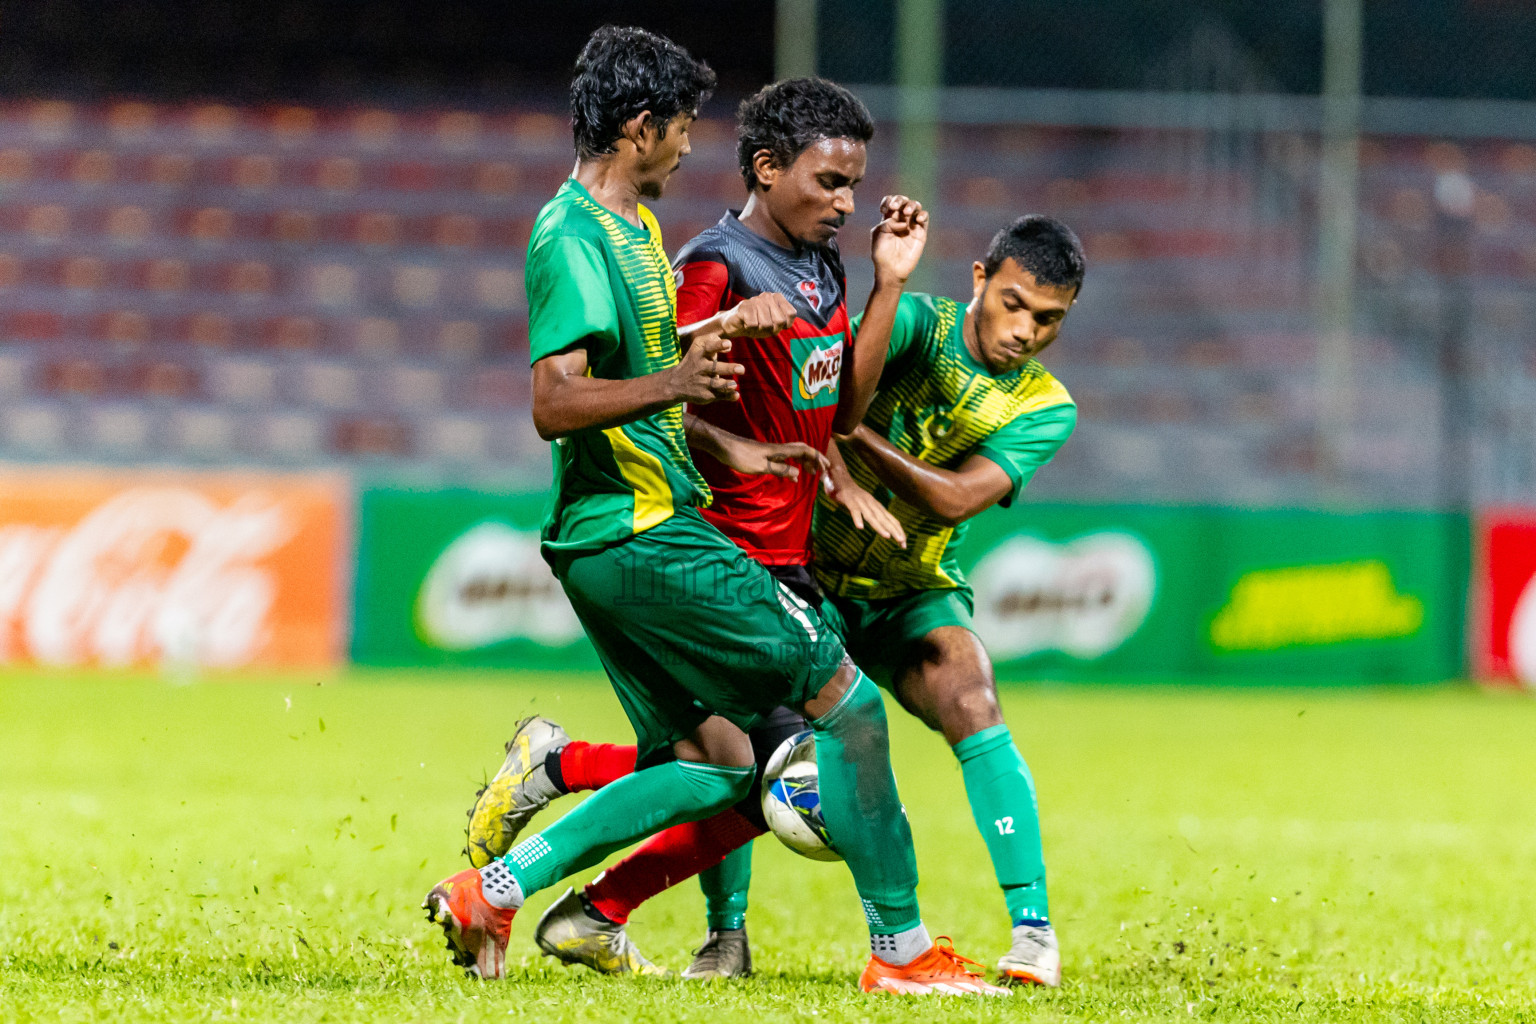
[{"left": 674, "top": 211, "right": 851, "bottom": 566}]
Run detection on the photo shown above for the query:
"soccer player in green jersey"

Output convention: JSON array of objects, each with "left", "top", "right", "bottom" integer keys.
[
  {"left": 459, "top": 216, "right": 1086, "bottom": 987},
  {"left": 812, "top": 214, "right": 1085, "bottom": 985},
  {"left": 422, "top": 26, "right": 1004, "bottom": 996}
]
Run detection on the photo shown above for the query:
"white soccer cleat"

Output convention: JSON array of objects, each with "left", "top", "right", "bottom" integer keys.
[{"left": 997, "top": 923, "right": 1061, "bottom": 987}]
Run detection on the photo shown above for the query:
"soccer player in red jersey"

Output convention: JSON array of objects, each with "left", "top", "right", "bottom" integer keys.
[{"left": 464, "top": 78, "right": 932, "bottom": 979}]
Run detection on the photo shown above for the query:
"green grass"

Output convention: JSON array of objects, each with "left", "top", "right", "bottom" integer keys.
[{"left": 3, "top": 670, "right": 1536, "bottom": 1022}]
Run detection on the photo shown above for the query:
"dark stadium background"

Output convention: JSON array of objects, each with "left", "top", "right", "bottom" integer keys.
[{"left": 0, "top": 0, "right": 1532, "bottom": 678}]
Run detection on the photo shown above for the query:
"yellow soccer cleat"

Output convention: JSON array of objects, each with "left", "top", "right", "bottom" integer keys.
[
  {"left": 465, "top": 716, "right": 569, "bottom": 868},
  {"left": 533, "top": 887, "right": 666, "bottom": 976}
]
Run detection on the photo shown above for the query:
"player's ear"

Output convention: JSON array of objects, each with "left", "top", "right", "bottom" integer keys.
[
  {"left": 621, "top": 111, "right": 655, "bottom": 152},
  {"left": 971, "top": 261, "right": 988, "bottom": 300},
  {"left": 751, "top": 149, "right": 777, "bottom": 191}
]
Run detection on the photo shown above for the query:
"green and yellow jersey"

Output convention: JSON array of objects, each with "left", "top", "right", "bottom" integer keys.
[
  {"left": 525, "top": 177, "right": 711, "bottom": 553},
  {"left": 813, "top": 293, "right": 1076, "bottom": 599}
]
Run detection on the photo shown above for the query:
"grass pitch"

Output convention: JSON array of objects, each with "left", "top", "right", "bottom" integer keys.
[{"left": 3, "top": 670, "right": 1535, "bottom": 1023}]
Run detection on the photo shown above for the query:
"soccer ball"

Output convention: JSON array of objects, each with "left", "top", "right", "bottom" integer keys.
[{"left": 761, "top": 729, "right": 842, "bottom": 862}]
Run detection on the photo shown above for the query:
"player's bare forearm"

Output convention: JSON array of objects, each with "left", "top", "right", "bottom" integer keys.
[
  {"left": 532, "top": 339, "right": 744, "bottom": 440},
  {"left": 823, "top": 433, "right": 908, "bottom": 547},
  {"left": 837, "top": 425, "right": 1011, "bottom": 525},
  {"left": 680, "top": 293, "right": 797, "bottom": 350},
  {"left": 681, "top": 413, "right": 736, "bottom": 463},
  {"left": 834, "top": 279, "right": 903, "bottom": 434},
  {"left": 676, "top": 309, "right": 735, "bottom": 349},
  {"left": 532, "top": 361, "right": 682, "bottom": 440},
  {"left": 685, "top": 413, "right": 827, "bottom": 480}
]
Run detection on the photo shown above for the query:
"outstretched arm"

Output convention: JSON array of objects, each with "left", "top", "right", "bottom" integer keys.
[
  {"left": 679, "top": 293, "right": 796, "bottom": 351},
  {"left": 684, "top": 413, "right": 828, "bottom": 481},
  {"left": 823, "top": 436, "right": 907, "bottom": 546},
  {"left": 837, "top": 425, "right": 1012, "bottom": 526},
  {"left": 532, "top": 295, "right": 797, "bottom": 441},
  {"left": 834, "top": 195, "right": 929, "bottom": 434},
  {"left": 531, "top": 336, "right": 743, "bottom": 441}
]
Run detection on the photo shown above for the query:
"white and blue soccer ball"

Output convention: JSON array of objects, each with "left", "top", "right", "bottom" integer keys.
[{"left": 761, "top": 730, "right": 842, "bottom": 862}]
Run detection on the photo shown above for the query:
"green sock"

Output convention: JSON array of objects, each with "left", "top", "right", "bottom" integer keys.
[
  {"left": 954, "top": 723, "right": 1049, "bottom": 924},
  {"left": 811, "top": 670, "right": 921, "bottom": 934},
  {"left": 503, "top": 759, "right": 752, "bottom": 897},
  {"left": 700, "top": 844, "right": 751, "bottom": 931}
]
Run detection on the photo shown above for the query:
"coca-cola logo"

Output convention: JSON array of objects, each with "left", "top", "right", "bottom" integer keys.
[
  {"left": 969, "top": 531, "right": 1156, "bottom": 661},
  {"left": 414, "top": 522, "right": 582, "bottom": 650},
  {"left": 0, "top": 487, "right": 294, "bottom": 667}
]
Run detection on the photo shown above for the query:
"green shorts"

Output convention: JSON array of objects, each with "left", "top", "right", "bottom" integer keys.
[
  {"left": 546, "top": 507, "right": 845, "bottom": 767},
  {"left": 820, "top": 586, "right": 976, "bottom": 689}
]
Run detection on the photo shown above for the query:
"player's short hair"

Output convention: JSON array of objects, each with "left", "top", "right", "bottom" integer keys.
[
  {"left": 983, "top": 215, "right": 1086, "bottom": 294},
  {"left": 736, "top": 77, "right": 875, "bottom": 190},
  {"left": 570, "top": 26, "right": 716, "bottom": 160}
]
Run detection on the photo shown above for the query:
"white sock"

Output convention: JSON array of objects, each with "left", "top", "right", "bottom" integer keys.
[
  {"left": 870, "top": 923, "right": 931, "bottom": 965},
  {"left": 478, "top": 860, "right": 524, "bottom": 910}
]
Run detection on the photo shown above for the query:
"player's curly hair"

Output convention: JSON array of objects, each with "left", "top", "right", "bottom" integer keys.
[
  {"left": 736, "top": 77, "right": 875, "bottom": 190},
  {"left": 570, "top": 26, "right": 716, "bottom": 160},
  {"left": 983, "top": 216, "right": 1086, "bottom": 294}
]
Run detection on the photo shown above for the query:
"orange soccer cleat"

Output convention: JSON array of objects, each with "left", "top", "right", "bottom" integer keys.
[
  {"left": 859, "top": 937, "right": 1013, "bottom": 996},
  {"left": 422, "top": 867, "right": 517, "bottom": 979}
]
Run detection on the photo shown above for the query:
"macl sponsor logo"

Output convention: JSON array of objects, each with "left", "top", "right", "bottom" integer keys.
[
  {"left": 797, "top": 339, "right": 843, "bottom": 402},
  {"left": 969, "top": 532, "right": 1156, "bottom": 661},
  {"left": 415, "top": 521, "right": 582, "bottom": 650}
]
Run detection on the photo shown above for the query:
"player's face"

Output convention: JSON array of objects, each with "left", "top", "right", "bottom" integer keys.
[
  {"left": 636, "top": 112, "right": 695, "bottom": 199},
  {"left": 760, "top": 137, "right": 866, "bottom": 246},
  {"left": 967, "top": 257, "right": 1077, "bottom": 375}
]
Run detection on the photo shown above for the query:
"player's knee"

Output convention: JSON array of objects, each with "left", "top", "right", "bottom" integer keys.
[
  {"left": 676, "top": 759, "right": 756, "bottom": 810},
  {"left": 802, "top": 657, "right": 866, "bottom": 721},
  {"left": 935, "top": 678, "right": 1003, "bottom": 739},
  {"left": 675, "top": 715, "right": 756, "bottom": 768}
]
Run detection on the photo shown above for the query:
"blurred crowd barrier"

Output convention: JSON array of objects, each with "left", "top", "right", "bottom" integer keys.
[
  {"left": 0, "top": 96, "right": 1533, "bottom": 508},
  {"left": 1, "top": 94, "right": 1535, "bottom": 684}
]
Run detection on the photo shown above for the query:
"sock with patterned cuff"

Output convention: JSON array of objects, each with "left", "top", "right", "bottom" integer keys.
[
  {"left": 871, "top": 924, "right": 932, "bottom": 966},
  {"left": 478, "top": 859, "right": 524, "bottom": 910}
]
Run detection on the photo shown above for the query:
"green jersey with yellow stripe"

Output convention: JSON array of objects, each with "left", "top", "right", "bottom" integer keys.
[
  {"left": 813, "top": 293, "right": 1076, "bottom": 599},
  {"left": 526, "top": 178, "right": 711, "bottom": 553}
]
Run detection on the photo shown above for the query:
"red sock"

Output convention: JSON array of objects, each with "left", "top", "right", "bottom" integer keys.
[
  {"left": 557, "top": 741, "right": 637, "bottom": 793},
  {"left": 585, "top": 808, "right": 765, "bottom": 925}
]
